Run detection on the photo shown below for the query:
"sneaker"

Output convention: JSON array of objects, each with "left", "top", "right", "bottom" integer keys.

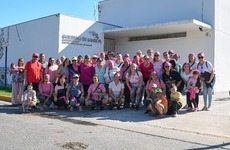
[
  {"left": 144, "top": 110, "right": 150, "bottom": 114},
  {"left": 117, "top": 105, "right": 121, "bottom": 110},
  {"left": 207, "top": 107, "right": 212, "bottom": 111},
  {"left": 187, "top": 107, "right": 193, "bottom": 112},
  {"left": 193, "top": 108, "right": 198, "bottom": 112},
  {"left": 78, "top": 106, "right": 83, "bottom": 112},
  {"left": 201, "top": 106, "right": 208, "bottom": 111},
  {"left": 70, "top": 107, "right": 74, "bottom": 112},
  {"left": 50, "top": 102, "right": 55, "bottom": 109},
  {"left": 40, "top": 106, "right": 44, "bottom": 111},
  {"left": 172, "top": 111, "right": 177, "bottom": 117}
]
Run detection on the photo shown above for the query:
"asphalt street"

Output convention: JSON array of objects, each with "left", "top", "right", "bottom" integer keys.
[{"left": 0, "top": 93, "right": 230, "bottom": 150}]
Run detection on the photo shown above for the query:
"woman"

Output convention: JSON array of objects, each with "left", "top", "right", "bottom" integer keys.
[
  {"left": 120, "top": 58, "right": 131, "bottom": 108},
  {"left": 77, "top": 55, "right": 83, "bottom": 66},
  {"left": 45, "top": 57, "right": 59, "bottom": 85},
  {"left": 85, "top": 74, "right": 108, "bottom": 110},
  {"left": 91, "top": 54, "right": 98, "bottom": 67},
  {"left": 146, "top": 88, "right": 168, "bottom": 116},
  {"left": 139, "top": 55, "right": 154, "bottom": 85},
  {"left": 114, "top": 53, "right": 123, "bottom": 69},
  {"left": 197, "top": 52, "right": 215, "bottom": 111},
  {"left": 145, "top": 71, "right": 166, "bottom": 107},
  {"left": 56, "top": 57, "right": 70, "bottom": 83},
  {"left": 104, "top": 60, "right": 119, "bottom": 88},
  {"left": 108, "top": 73, "right": 125, "bottom": 110},
  {"left": 188, "top": 53, "right": 198, "bottom": 70},
  {"left": 162, "top": 62, "right": 183, "bottom": 100},
  {"left": 37, "top": 74, "right": 54, "bottom": 111},
  {"left": 153, "top": 51, "right": 164, "bottom": 79},
  {"left": 11, "top": 58, "right": 25, "bottom": 105},
  {"left": 66, "top": 74, "right": 85, "bottom": 112},
  {"left": 126, "top": 63, "right": 144, "bottom": 110},
  {"left": 95, "top": 58, "right": 106, "bottom": 85},
  {"left": 69, "top": 56, "right": 80, "bottom": 82},
  {"left": 53, "top": 75, "right": 68, "bottom": 109},
  {"left": 79, "top": 55, "right": 95, "bottom": 97},
  {"left": 132, "top": 55, "right": 140, "bottom": 67},
  {"left": 136, "top": 50, "right": 144, "bottom": 64}
]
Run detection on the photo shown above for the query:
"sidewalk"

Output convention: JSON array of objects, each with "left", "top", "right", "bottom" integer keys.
[{"left": 1, "top": 92, "right": 230, "bottom": 146}]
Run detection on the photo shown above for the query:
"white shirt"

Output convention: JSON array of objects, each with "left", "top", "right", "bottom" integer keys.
[
  {"left": 126, "top": 71, "right": 143, "bottom": 87},
  {"left": 109, "top": 81, "right": 124, "bottom": 98}
]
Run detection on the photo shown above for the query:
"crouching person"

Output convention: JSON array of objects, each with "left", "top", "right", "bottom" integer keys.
[
  {"left": 37, "top": 74, "right": 54, "bottom": 111},
  {"left": 23, "top": 83, "right": 37, "bottom": 113},
  {"left": 53, "top": 75, "right": 69, "bottom": 109},
  {"left": 167, "top": 84, "right": 183, "bottom": 116},
  {"left": 66, "top": 74, "right": 85, "bottom": 112},
  {"left": 108, "top": 73, "right": 125, "bottom": 110},
  {"left": 85, "top": 74, "right": 108, "bottom": 110},
  {"left": 146, "top": 88, "right": 168, "bottom": 116}
]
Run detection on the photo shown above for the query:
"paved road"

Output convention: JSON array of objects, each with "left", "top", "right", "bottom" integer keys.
[{"left": 0, "top": 94, "right": 230, "bottom": 150}]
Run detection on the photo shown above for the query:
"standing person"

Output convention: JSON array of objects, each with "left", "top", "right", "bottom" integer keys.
[
  {"left": 139, "top": 55, "right": 154, "bottom": 85},
  {"left": 69, "top": 56, "right": 80, "bottom": 82},
  {"left": 126, "top": 63, "right": 144, "bottom": 110},
  {"left": 132, "top": 55, "right": 140, "bottom": 67},
  {"left": 22, "top": 83, "right": 37, "bottom": 113},
  {"left": 173, "top": 54, "right": 182, "bottom": 73},
  {"left": 56, "top": 58, "right": 62, "bottom": 66},
  {"left": 167, "top": 84, "right": 183, "bottom": 116},
  {"left": 39, "top": 53, "right": 48, "bottom": 78},
  {"left": 162, "top": 52, "right": 177, "bottom": 70},
  {"left": 53, "top": 75, "right": 69, "bottom": 109},
  {"left": 16, "top": 58, "right": 25, "bottom": 105},
  {"left": 24, "top": 52, "right": 43, "bottom": 92},
  {"left": 79, "top": 55, "right": 95, "bottom": 97},
  {"left": 136, "top": 50, "right": 144, "bottom": 64},
  {"left": 37, "top": 74, "right": 54, "bottom": 111},
  {"left": 56, "top": 57, "right": 70, "bottom": 83},
  {"left": 99, "top": 52, "right": 106, "bottom": 66},
  {"left": 197, "top": 52, "right": 215, "bottom": 111},
  {"left": 153, "top": 51, "right": 164, "bottom": 79},
  {"left": 10, "top": 63, "right": 19, "bottom": 106},
  {"left": 108, "top": 73, "right": 125, "bottom": 110},
  {"left": 146, "top": 48, "right": 154, "bottom": 62},
  {"left": 186, "top": 69, "right": 202, "bottom": 111},
  {"left": 162, "top": 62, "right": 183, "bottom": 100},
  {"left": 104, "top": 60, "right": 120, "bottom": 88},
  {"left": 114, "top": 53, "right": 123, "bottom": 69},
  {"left": 45, "top": 57, "right": 59, "bottom": 85},
  {"left": 91, "top": 54, "right": 98, "bottom": 67},
  {"left": 95, "top": 58, "right": 106, "bottom": 85},
  {"left": 60, "top": 56, "right": 66, "bottom": 64},
  {"left": 188, "top": 53, "right": 198, "bottom": 70},
  {"left": 85, "top": 74, "right": 108, "bottom": 110},
  {"left": 180, "top": 62, "right": 193, "bottom": 92},
  {"left": 120, "top": 57, "right": 131, "bottom": 108},
  {"left": 66, "top": 74, "right": 85, "bottom": 112},
  {"left": 77, "top": 55, "right": 83, "bottom": 66}
]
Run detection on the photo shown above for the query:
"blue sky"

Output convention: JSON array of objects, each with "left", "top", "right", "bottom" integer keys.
[{"left": 0, "top": 0, "right": 101, "bottom": 28}]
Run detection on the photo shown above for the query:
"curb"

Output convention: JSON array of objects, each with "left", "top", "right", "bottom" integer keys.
[{"left": 0, "top": 95, "right": 12, "bottom": 102}]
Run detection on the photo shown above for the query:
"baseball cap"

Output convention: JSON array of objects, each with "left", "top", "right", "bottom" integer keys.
[
  {"left": 164, "top": 62, "right": 172, "bottom": 67},
  {"left": 92, "top": 54, "right": 98, "bottom": 59},
  {"left": 84, "top": 55, "right": 90, "bottom": 59},
  {"left": 155, "top": 88, "right": 163, "bottom": 93},
  {"left": 192, "top": 69, "right": 200, "bottom": 75},
  {"left": 73, "top": 74, "right": 79, "bottom": 78},
  {"left": 168, "top": 50, "right": 174, "bottom": 54},
  {"left": 32, "top": 52, "right": 39, "bottom": 57},
  {"left": 198, "top": 52, "right": 205, "bottom": 57},
  {"left": 107, "top": 60, "right": 114, "bottom": 65},
  {"left": 72, "top": 56, "right": 77, "bottom": 61}
]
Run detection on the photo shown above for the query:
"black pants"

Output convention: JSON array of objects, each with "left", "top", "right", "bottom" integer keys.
[
  {"left": 186, "top": 92, "right": 199, "bottom": 108},
  {"left": 83, "top": 84, "right": 90, "bottom": 98},
  {"left": 124, "top": 83, "right": 130, "bottom": 106},
  {"left": 167, "top": 101, "right": 182, "bottom": 115},
  {"left": 143, "top": 78, "right": 149, "bottom": 99}
]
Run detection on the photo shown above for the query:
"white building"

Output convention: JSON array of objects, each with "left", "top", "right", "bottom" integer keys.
[{"left": 0, "top": 0, "right": 229, "bottom": 93}]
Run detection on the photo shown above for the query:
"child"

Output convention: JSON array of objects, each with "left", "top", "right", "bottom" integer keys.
[
  {"left": 145, "top": 88, "right": 168, "bottom": 116},
  {"left": 187, "top": 69, "right": 202, "bottom": 111},
  {"left": 167, "top": 84, "right": 183, "bottom": 116},
  {"left": 144, "top": 84, "right": 157, "bottom": 109},
  {"left": 23, "top": 83, "right": 37, "bottom": 113},
  {"left": 10, "top": 63, "right": 18, "bottom": 106}
]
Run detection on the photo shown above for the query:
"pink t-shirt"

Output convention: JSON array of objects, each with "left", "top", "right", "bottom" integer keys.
[
  {"left": 126, "top": 71, "right": 143, "bottom": 86},
  {"left": 88, "top": 83, "right": 106, "bottom": 101},
  {"left": 39, "top": 83, "right": 54, "bottom": 95},
  {"left": 146, "top": 79, "right": 166, "bottom": 92},
  {"left": 79, "top": 63, "right": 95, "bottom": 85}
]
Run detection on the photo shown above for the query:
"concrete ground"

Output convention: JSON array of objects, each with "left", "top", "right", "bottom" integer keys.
[{"left": 1, "top": 92, "right": 230, "bottom": 149}]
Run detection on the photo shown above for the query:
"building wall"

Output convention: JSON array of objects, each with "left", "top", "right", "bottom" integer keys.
[
  {"left": 214, "top": 0, "right": 230, "bottom": 92},
  {"left": 58, "top": 14, "right": 106, "bottom": 58},
  {"left": 99, "top": 0, "right": 214, "bottom": 27},
  {"left": 0, "top": 15, "right": 59, "bottom": 85}
]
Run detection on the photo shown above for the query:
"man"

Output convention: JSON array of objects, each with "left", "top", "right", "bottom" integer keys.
[
  {"left": 39, "top": 53, "right": 48, "bottom": 78},
  {"left": 24, "top": 52, "right": 43, "bottom": 92}
]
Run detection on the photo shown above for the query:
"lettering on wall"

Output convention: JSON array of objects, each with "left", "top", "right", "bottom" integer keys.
[{"left": 61, "top": 31, "right": 102, "bottom": 47}]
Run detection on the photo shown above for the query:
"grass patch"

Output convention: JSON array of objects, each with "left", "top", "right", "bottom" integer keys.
[{"left": 0, "top": 87, "right": 12, "bottom": 97}]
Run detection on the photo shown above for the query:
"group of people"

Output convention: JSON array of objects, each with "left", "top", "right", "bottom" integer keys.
[{"left": 10, "top": 49, "right": 215, "bottom": 116}]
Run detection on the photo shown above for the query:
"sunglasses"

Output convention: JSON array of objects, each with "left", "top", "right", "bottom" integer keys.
[
  {"left": 154, "top": 55, "right": 159, "bottom": 57},
  {"left": 198, "top": 57, "right": 204, "bottom": 59},
  {"left": 164, "top": 66, "right": 170, "bottom": 68},
  {"left": 33, "top": 56, "right": 38, "bottom": 58}
]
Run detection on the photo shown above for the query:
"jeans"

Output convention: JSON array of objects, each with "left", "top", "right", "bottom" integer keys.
[
  {"left": 130, "top": 84, "right": 144, "bottom": 104},
  {"left": 202, "top": 77, "right": 216, "bottom": 108}
]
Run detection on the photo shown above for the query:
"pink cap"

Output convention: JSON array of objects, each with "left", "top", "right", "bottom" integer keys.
[
  {"left": 198, "top": 52, "right": 204, "bottom": 57},
  {"left": 44, "top": 74, "right": 50, "bottom": 80},
  {"left": 168, "top": 50, "right": 174, "bottom": 54},
  {"left": 32, "top": 52, "right": 39, "bottom": 57},
  {"left": 192, "top": 69, "right": 200, "bottom": 75},
  {"left": 154, "top": 51, "right": 160, "bottom": 55},
  {"left": 107, "top": 60, "right": 114, "bottom": 65},
  {"left": 124, "top": 58, "right": 130, "bottom": 63},
  {"left": 164, "top": 61, "right": 172, "bottom": 67},
  {"left": 151, "top": 71, "right": 158, "bottom": 76}
]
